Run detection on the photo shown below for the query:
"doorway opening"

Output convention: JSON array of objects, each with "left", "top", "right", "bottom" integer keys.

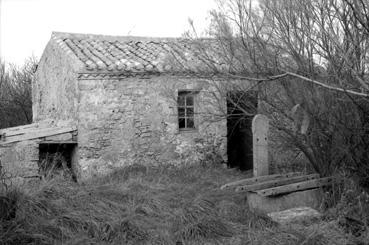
[
  {"left": 38, "top": 143, "right": 78, "bottom": 181},
  {"left": 227, "top": 90, "right": 257, "bottom": 170}
]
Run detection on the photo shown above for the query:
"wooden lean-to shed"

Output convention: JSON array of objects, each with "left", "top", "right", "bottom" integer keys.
[{"left": 0, "top": 122, "right": 77, "bottom": 185}]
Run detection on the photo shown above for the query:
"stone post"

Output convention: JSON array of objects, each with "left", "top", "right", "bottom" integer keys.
[{"left": 252, "top": 114, "right": 269, "bottom": 177}]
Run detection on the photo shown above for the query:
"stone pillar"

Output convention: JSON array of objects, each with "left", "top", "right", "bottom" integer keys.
[{"left": 252, "top": 114, "right": 269, "bottom": 177}]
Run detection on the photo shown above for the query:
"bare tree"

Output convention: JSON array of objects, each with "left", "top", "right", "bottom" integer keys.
[
  {"left": 0, "top": 57, "right": 36, "bottom": 128},
  {"left": 186, "top": 0, "right": 369, "bottom": 188}
]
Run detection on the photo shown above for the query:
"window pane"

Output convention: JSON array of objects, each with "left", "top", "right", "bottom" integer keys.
[
  {"left": 186, "top": 96, "right": 194, "bottom": 106},
  {"left": 187, "top": 107, "right": 194, "bottom": 117},
  {"left": 178, "top": 95, "right": 185, "bottom": 106},
  {"left": 187, "top": 118, "right": 195, "bottom": 128},
  {"left": 179, "top": 118, "right": 186, "bottom": 128},
  {"left": 178, "top": 107, "right": 185, "bottom": 117}
]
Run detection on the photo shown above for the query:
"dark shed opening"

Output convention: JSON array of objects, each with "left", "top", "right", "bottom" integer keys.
[{"left": 38, "top": 143, "right": 78, "bottom": 181}]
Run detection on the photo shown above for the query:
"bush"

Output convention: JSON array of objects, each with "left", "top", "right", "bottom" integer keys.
[{"left": 322, "top": 175, "right": 369, "bottom": 243}]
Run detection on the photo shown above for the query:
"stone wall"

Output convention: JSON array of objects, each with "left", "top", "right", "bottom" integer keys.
[
  {"left": 32, "top": 40, "right": 80, "bottom": 124},
  {"left": 77, "top": 75, "right": 227, "bottom": 179},
  {"left": 0, "top": 140, "right": 40, "bottom": 187}
]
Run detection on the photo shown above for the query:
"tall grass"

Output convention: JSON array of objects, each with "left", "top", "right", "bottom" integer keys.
[{"left": 0, "top": 163, "right": 336, "bottom": 244}]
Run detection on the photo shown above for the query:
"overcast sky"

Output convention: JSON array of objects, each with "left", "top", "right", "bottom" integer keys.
[{"left": 0, "top": 0, "right": 216, "bottom": 65}]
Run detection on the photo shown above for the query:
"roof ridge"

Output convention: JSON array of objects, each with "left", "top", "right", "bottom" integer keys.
[{"left": 51, "top": 31, "right": 193, "bottom": 42}]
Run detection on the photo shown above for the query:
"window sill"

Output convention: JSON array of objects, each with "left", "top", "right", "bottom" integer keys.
[{"left": 178, "top": 128, "right": 198, "bottom": 134}]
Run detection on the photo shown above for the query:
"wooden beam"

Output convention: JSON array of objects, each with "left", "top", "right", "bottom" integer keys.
[
  {"left": 39, "top": 140, "right": 77, "bottom": 144},
  {"left": 235, "top": 174, "right": 320, "bottom": 192},
  {"left": 1, "top": 127, "right": 77, "bottom": 144},
  {"left": 44, "top": 133, "right": 73, "bottom": 142},
  {"left": 257, "top": 177, "right": 336, "bottom": 197},
  {"left": 220, "top": 172, "right": 304, "bottom": 190}
]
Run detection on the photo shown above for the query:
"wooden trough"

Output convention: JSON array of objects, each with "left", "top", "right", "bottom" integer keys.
[
  {"left": 221, "top": 114, "right": 340, "bottom": 213},
  {"left": 221, "top": 172, "right": 339, "bottom": 213}
]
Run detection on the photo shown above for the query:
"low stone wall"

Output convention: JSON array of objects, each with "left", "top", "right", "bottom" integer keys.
[{"left": 0, "top": 140, "right": 40, "bottom": 187}]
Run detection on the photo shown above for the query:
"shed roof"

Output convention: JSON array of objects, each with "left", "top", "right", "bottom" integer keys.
[
  {"left": 51, "top": 32, "right": 229, "bottom": 75},
  {"left": 0, "top": 123, "right": 77, "bottom": 145}
]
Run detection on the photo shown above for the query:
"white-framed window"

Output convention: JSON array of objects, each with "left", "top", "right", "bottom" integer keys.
[{"left": 177, "top": 91, "right": 196, "bottom": 130}]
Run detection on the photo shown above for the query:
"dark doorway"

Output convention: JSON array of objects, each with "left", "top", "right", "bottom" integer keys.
[
  {"left": 39, "top": 143, "right": 78, "bottom": 181},
  {"left": 227, "top": 91, "right": 257, "bottom": 170}
]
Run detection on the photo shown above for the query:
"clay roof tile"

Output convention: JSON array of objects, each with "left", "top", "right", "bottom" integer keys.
[{"left": 51, "top": 32, "right": 226, "bottom": 74}]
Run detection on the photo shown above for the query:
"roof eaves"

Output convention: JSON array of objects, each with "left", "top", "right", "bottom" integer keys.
[{"left": 76, "top": 70, "right": 229, "bottom": 81}]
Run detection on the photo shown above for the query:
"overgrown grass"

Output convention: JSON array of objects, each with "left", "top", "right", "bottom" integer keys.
[{"left": 0, "top": 163, "right": 346, "bottom": 244}]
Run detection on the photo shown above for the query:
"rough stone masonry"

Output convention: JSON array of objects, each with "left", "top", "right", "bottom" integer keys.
[{"left": 30, "top": 32, "right": 243, "bottom": 180}]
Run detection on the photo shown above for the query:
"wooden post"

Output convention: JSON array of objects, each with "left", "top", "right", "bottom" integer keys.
[{"left": 252, "top": 114, "right": 269, "bottom": 177}]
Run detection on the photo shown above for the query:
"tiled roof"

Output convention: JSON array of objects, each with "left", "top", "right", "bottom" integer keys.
[{"left": 51, "top": 32, "right": 228, "bottom": 74}]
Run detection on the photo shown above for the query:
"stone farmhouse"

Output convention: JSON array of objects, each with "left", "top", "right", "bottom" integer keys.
[{"left": 0, "top": 32, "right": 257, "bottom": 183}]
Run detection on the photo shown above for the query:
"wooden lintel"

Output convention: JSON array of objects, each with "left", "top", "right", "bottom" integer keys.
[
  {"left": 220, "top": 172, "right": 304, "bottom": 190},
  {"left": 235, "top": 174, "right": 320, "bottom": 192},
  {"left": 257, "top": 177, "right": 337, "bottom": 197},
  {"left": 44, "top": 132, "right": 73, "bottom": 142},
  {"left": 39, "top": 140, "right": 77, "bottom": 144}
]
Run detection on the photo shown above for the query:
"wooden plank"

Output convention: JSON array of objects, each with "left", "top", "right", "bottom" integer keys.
[
  {"left": 235, "top": 174, "right": 320, "bottom": 192},
  {"left": 0, "top": 123, "right": 38, "bottom": 132},
  {"left": 0, "top": 123, "right": 39, "bottom": 137},
  {"left": 5, "top": 127, "right": 76, "bottom": 143},
  {"left": 220, "top": 172, "right": 304, "bottom": 190},
  {"left": 1, "top": 127, "right": 77, "bottom": 144},
  {"left": 257, "top": 177, "right": 336, "bottom": 197},
  {"left": 2, "top": 125, "right": 55, "bottom": 138}
]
